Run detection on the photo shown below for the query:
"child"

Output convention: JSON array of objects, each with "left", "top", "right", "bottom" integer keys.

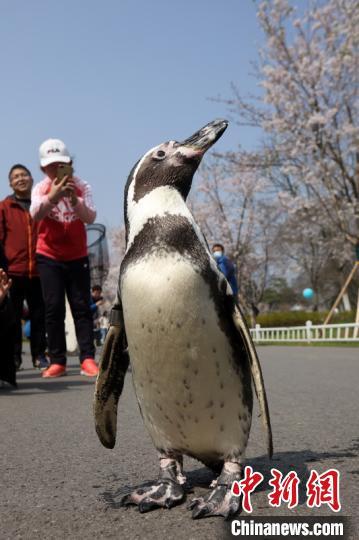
[{"left": 30, "top": 138, "right": 98, "bottom": 378}]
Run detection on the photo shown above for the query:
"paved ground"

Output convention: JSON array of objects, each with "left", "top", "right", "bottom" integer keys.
[{"left": 0, "top": 345, "right": 358, "bottom": 539}]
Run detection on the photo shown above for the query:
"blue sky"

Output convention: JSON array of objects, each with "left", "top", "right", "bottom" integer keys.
[{"left": 0, "top": 0, "right": 294, "bottom": 228}]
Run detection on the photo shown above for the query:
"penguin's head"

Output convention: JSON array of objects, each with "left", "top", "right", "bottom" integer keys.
[{"left": 126, "top": 119, "right": 228, "bottom": 205}]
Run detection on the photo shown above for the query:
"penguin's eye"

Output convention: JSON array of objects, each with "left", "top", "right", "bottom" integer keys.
[{"left": 153, "top": 150, "right": 166, "bottom": 161}]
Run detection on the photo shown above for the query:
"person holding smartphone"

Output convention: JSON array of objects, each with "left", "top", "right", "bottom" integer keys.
[{"left": 30, "top": 138, "right": 98, "bottom": 378}]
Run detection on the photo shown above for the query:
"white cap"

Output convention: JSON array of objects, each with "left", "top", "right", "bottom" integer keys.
[{"left": 39, "top": 138, "right": 71, "bottom": 167}]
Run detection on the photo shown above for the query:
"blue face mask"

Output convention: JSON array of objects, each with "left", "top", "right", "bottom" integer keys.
[{"left": 213, "top": 251, "right": 223, "bottom": 259}]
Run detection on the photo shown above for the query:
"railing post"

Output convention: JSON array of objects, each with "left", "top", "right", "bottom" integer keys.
[
  {"left": 255, "top": 323, "right": 261, "bottom": 342},
  {"left": 306, "top": 320, "right": 312, "bottom": 343}
]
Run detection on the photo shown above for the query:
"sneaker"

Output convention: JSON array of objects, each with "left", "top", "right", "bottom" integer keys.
[
  {"left": 38, "top": 354, "right": 50, "bottom": 371},
  {"left": 33, "top": 358, "right": 41, "bottom": 369},
  {"left": 14, "top": 356, "right": 23, "bottom": 371},
  {"left": 32, "top": 354, "right": 49, "bottom": 370},
  {"left": 0, "top": 380, "right": 17, "bottom": 389},
  {"left": 80, "top": 358, "right": 99, "bottom": 377},
  {"left": 42, "top": 364, "right": 67, "bottom": 378}
]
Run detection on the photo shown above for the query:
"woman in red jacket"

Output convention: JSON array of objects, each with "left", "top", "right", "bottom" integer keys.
[{"left": 0, "top": 164, "right": 47, "bottom": 370}]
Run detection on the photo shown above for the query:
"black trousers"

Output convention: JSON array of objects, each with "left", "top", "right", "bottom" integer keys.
[
  {"left": 36, "top": 254, "right": 95, "bottom": 365},
  {"left": 9, "top": 275, "right": 46, "bottom": 363},
  {"left": 0, "top": 297, "right": 16, "bottom": 386}
]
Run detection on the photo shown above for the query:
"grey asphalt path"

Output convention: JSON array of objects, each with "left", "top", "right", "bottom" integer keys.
[{"left": 0, "top": 345, "right": 358, "bottom": 539}]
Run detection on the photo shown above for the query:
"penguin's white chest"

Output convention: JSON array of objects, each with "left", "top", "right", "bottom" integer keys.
[{"left": 121, "top": 252, "right": 250, "bottom": 460}]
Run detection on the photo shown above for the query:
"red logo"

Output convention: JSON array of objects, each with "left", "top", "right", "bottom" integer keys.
[
  {"left": 231, "top": 465, "right": 264, "bottom": 513},
  {"left": 306, "top": 469, "right": 341, "bottom": 512},
  {"left": 231, "top": 467, "right": 341, "bottom": 513},
  {"left": 268, "top": 468, "right": 300, "bottom": 509}
]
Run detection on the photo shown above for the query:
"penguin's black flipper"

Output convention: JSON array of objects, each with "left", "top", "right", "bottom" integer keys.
[
  {"left": 232, "top": 304, "right": 273, "bottom": 459},
  {"left": 94, "top": 303, "right": 129, "bottom": 449}
]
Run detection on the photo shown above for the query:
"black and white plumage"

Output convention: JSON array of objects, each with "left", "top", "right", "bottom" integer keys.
[{"left": 94, "top": 119, "right": 272, "bottom": 519}]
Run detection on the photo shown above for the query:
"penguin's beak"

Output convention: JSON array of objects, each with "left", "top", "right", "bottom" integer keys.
[{"left": 176, "top": 118, "right": 228, "bottom": 155}]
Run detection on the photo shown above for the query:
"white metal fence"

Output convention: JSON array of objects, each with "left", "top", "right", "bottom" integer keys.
[{"left": 250, "top": 321, "right": 359, "bottom": 343}]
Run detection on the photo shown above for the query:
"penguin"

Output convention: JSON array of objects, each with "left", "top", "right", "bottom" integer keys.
[{"left": 94, "top": 119, "right": 273, "bottom": 519}]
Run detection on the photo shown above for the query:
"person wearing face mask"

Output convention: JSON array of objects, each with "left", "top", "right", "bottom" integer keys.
[
  {"left": 212, "top": 243, "right": 239, "bottom": 297},
  {"left": 0, "top": 164, "right": 48, "bottom": 371}
]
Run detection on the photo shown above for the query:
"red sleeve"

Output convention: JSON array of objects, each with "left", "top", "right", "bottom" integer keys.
[{"left": 0, "top": 202, "right": 6, "bottom": 244}]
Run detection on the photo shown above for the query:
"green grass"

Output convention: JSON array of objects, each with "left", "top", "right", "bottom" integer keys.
[
  {"left": 254, "top": 310, "right": 356, "bottom": 327},
  {"left": 255, "top": 341, "right": 359, "bottom": 347}
]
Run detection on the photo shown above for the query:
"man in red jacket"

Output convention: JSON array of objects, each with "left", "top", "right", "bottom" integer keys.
[{"left": 0, "top": 164, "right": 47, "bottom": 370}]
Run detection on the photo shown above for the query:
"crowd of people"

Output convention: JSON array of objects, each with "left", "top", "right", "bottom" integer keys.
[
  {"left": 0, "top": 138, "right": 101, "bottom": 387},
  {"left": 0, "top": 138, "right": 238, "bottom": 389}
]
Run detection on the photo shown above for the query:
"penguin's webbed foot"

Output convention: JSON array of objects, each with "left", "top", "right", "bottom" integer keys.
[
  {"left": 188, "top": 484, "right": 240, "bottom": 519},
  {"left": 188, "top": 461, "right": 242, "bottom": 519},
  {"left": 121, "top": 479, "right": 185, "bottom": 512},
  {"left": 121, "top": 455, "right": 186, "bottom": 512}
]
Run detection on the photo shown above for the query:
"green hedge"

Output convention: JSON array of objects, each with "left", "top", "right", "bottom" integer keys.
[{"left": 255, "top": 311, "right": 355, "bottom": 328}]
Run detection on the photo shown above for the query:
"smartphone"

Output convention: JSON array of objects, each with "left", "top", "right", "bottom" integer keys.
[{"left": 57, "top": 164, "right": 73, "bottom": 183}]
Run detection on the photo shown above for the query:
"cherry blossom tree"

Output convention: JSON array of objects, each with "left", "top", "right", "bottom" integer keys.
[
  {"left": 190, "top": 159, "right": 280, "bottom": 319},
  {"left": 102, "top": 226, "right": 126, "bottom": 303},
  {"left": 105, "top": 0, "right": 358, "bottom": 317},
  {"left": 216, "top": 0, "right": 358, "bottom": 302},
  {"left": 274, "top": 204, "right": 353, "bottom": 309}
]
